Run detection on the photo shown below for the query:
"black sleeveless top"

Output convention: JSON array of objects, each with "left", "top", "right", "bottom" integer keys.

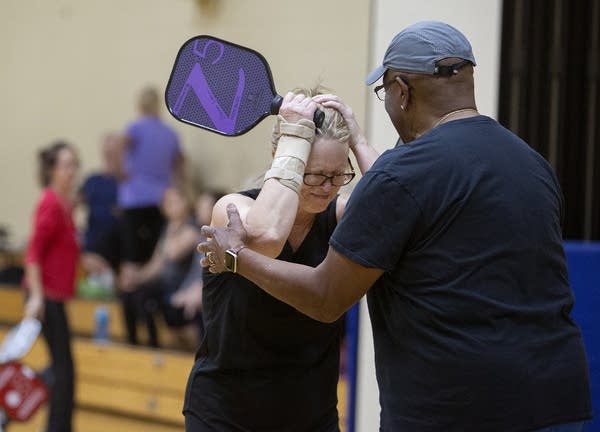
[{"left": 183, "top": 189, "right": 343, "bottom": 432}]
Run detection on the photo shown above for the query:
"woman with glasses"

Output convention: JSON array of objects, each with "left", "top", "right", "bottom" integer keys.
[{"left": 183, "top": 86, "right": 378, "bottom": 432}]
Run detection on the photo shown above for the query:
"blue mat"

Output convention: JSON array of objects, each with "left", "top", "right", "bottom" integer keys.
[{"left": 565, "top": 240, "right": 599, "bottom": 429}]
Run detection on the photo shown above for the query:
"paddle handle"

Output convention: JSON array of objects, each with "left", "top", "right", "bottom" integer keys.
[{"left": 270, "top": 95, "right": 325, "bottom": 128}]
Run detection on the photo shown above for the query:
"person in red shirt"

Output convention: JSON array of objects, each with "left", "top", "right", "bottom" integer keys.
[{"left": 23, "top": 140, "right": 80, "bottom": 432}]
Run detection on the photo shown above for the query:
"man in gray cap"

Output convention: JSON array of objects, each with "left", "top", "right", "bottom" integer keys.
[{"left": 199, "top": 21, "right": 592, "bottom": 431}]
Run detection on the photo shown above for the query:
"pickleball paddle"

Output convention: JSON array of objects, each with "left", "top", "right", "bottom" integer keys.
[
  {"left": 165, "top": 35, "right": 324, "bottom": 136},
  {"left": 0, "top": 362, "right": 48, "bottom": 422},
  {"left": 0, "top": 319, "right": 48, "bottom": 423}
]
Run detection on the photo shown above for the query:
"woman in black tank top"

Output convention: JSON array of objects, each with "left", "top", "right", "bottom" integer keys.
[{"left": 183, "top": 88, "right": 378, "bottom": 431}]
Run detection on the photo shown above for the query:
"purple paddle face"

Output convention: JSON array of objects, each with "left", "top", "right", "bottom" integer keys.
[{"left": 165, "top": 35, "right": 278, "bottom": 136}]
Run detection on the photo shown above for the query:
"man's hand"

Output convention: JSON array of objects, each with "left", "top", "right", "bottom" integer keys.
[
  {"left": 312, "top": 94, "right": 367, "bottom": 149},
  {"left": 313, "top": 93, "right": 379, "bottom": 174},
  {"left": 199, "top": 203, "right": 248, "bottom": 273}
]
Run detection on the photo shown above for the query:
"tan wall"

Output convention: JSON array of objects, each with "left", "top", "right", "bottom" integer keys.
[{"left": 0, "top": 0, "right": 370, "bottom": 246}]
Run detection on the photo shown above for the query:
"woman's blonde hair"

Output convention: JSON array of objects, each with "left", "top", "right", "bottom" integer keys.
[{"left": 270, "top": 85, "right": 350, "bottom": 152}]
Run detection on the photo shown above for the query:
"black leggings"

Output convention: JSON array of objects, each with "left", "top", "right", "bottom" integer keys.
[
  {"left": 119, "top": 206, "right": 164, "bottom": 263},
  {"left": 41, "top": 299, "right": 74, "bottom": 432},
  {"left": 185, "top": 412, "right": 208, "bottom": 431},
  {"left": 121, "top": 277, "right": 201, "bottom": 347}
]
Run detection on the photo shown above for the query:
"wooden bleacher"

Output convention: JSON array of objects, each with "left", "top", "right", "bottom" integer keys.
[
  {"left": 0, "top": 284, "right": 348, "bottom": 431},
  {"left": 0, "top": 283, "right": 128, "bottom": 341},
  {"left": 0, "top": 326, "right": 190, "bottom": 430},
  {"left": 8, "top": 408, "right": 182, "bottom": 432}
]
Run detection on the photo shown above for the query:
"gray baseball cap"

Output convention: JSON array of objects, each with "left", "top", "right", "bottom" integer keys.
[{"left": 366, "top": 20, "right": 477, "bottom": 85}]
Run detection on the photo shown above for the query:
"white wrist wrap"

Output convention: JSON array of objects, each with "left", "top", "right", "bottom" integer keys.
[{"left": 264, "top": 116, "right": 316, "bottom": 194}]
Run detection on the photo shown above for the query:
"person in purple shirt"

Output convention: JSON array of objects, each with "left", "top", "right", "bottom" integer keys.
[{"left": 117, "top": 85, "right": 185, "bottom": 345}]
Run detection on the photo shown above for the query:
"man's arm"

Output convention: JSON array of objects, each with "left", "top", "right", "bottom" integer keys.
[
  {"left": 237, "top": 245, "right": 382, "bottom": 322},
  {"left": 200, "top": 204, "right": 384, "bottom": 322}
]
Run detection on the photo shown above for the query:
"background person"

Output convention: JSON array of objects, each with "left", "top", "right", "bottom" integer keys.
[
  {"left": 183, "top": 86, "right": 378, "bottom": 432},
  {"left": 78, "top": 132, "right": 121, "bottom": 295},
  {"left": 23, "top": 141, "right": 80, "bottom": 432},
  {"left": 120, "top": 185, "right": 200, "bottom": 349},
  {"left": 199, "top": 21, "right": 592, "bottom": 432},
  {"left": 116, "top": 85, "right": 185, "bottom": 345},
  {"left": 170, "top": 189, "right": 226, "bottom": 338}
]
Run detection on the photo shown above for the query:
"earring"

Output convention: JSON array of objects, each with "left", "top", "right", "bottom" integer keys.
[{"left": 400, "top": 105, "right": 405, "bottom": 110}]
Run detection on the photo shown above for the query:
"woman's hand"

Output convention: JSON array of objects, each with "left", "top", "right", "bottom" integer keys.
[
  {"left": 24, "top": 293, "right": 44, "bottom": 321},
  {"left": 118, "top": 263, "right": 141, "bottom": 292},
  {"left": 170, "top": 282, "right": 203, "bottom": 320},
  {"left": 279, "top": 92, "right": 318, "bottom": 124}
]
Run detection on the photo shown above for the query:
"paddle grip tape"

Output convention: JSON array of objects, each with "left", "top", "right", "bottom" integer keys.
[{"left": 264, "top": 118, "right": 315, "bottom": 194}]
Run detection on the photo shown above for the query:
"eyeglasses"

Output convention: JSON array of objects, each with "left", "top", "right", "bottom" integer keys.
[
  {"left": 373, "top": 75, "right": 409, "bottom": 101},
  {"left": 373, "top": 76, "right": 399, "bottom": 101},
  {"left": 303, "top": 158, "right": 356, "bottom": 186},
  {"left": 303, "top": 172, "right": 356, "bottom": 186}
]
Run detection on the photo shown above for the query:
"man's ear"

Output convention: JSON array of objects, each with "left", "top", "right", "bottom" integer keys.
[{"left": 396, "top": 77, "right": 411, "bottom": 110}]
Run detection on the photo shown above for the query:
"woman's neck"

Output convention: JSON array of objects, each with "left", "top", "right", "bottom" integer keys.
[
  {"left": 286, "top": 209, "right": 316, "bottom": 251},
  {"left": 50, "top": 184, "right": 71, "bottom": 201},
  {"left": 293, "top": 208, "right": 315, "bottom": 229}
]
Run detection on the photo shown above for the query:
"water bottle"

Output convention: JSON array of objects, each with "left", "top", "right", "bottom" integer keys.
[{"left": 94, "top": 306, "right": 109, "bottom": 344}]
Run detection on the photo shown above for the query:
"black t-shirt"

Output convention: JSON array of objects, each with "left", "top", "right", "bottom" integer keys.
[
  {"left": 184, "top": 189, "right": 343, "bottom": 432},
  {"left": 330, "top": 116, "right": 592, "bottom": 432}
]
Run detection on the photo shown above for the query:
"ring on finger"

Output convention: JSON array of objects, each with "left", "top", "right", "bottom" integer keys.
[{"left": 207, "top": 251, "right": 215, "bottom": 265}]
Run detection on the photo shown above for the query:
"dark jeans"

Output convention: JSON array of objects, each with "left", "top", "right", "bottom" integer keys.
[{"left": 41, "top": 299, "right": 74, "bottom": 432}]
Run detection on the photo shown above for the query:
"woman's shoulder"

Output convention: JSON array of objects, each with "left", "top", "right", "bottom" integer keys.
[
  {"left": 36, "top": 188, "right": 61, "bottom": 210},
  {"left": 211, "top": 191, "right": 259, "bottom": 229}
]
